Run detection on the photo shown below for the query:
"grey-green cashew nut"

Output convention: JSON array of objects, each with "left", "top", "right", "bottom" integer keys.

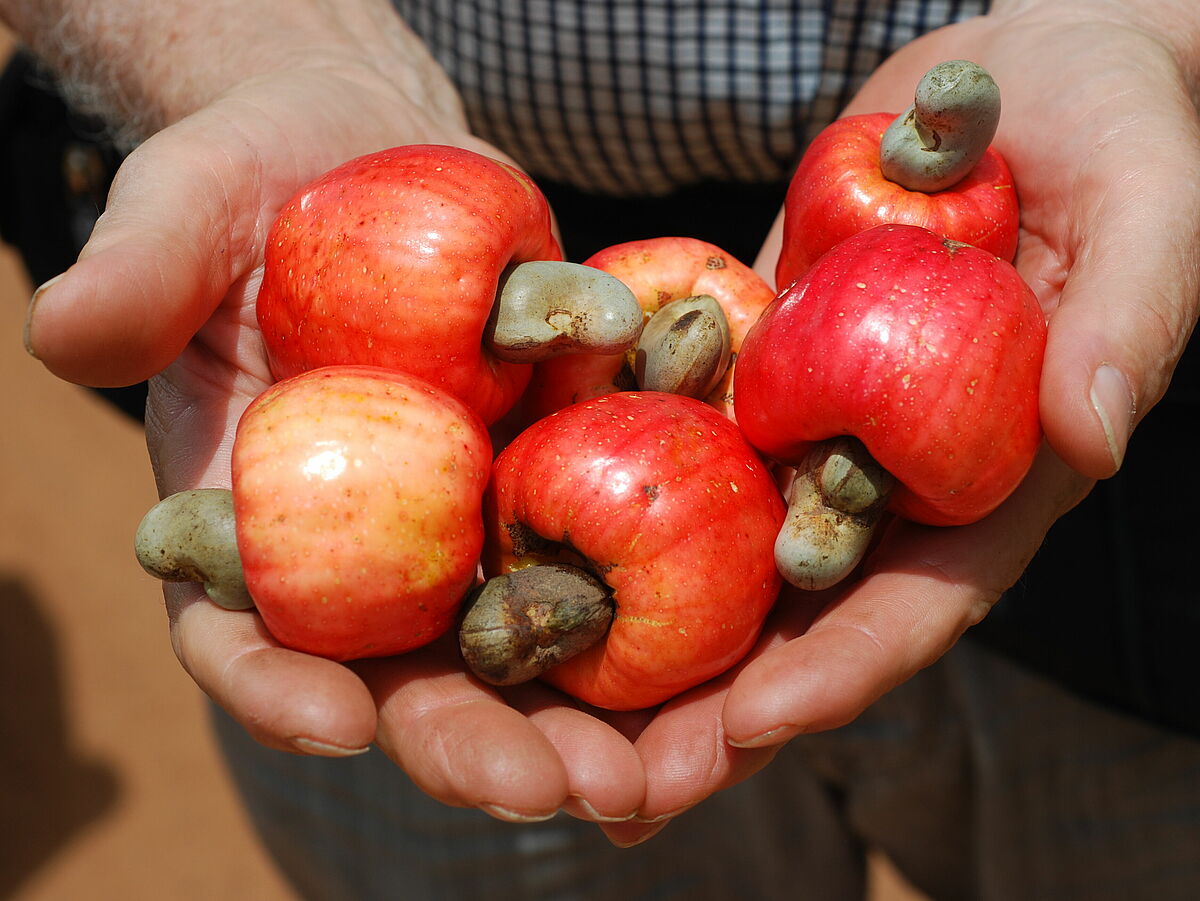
[
  {"left": 484, "top": 261, "right": 644, "bottom": 363},
  {"left": 879, "top": 59, "right": 1001, "bottom": 193},
  {"left": 134, "top": 488, "right": 254, "bottom": 610},
  {"left": 774, "top": 437, "right": 896, "bottom": 591}
]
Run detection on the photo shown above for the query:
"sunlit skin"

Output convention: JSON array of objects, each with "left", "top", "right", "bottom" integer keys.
[
  {"left": 233, "top": 365, "right": 492, "bottom": 660},
  {"left": 777, "top": 111, "right": 1018, "bottom": 288},
  {"left": 520, "top": 237, "right": 775, "bottom": 423},
  {"left": 257, "top": 145, "right": 563, "bottom": 425},
  {"left": 485, "top": 391, "right": 786, "bottom": 711}
]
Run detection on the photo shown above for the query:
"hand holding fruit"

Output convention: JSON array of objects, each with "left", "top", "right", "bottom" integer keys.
[
  {"left": 136, "top": 365, "right": 493, "bottom": 660},
  {"left": 25, "top": 0, "right": 1200, "bottom": 847},
  {"left": 609, "top": 6, "right": 1200, "bottom": 849},
  {"left": 30, "top": 51, "right": 658, "bottom": 814}
]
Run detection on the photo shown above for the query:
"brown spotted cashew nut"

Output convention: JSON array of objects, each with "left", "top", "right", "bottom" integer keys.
[
  {"left": 634, "top": 295, "right": 732, "bottom": 399},
  {"left": 459, "top": 563, "right": 614, "bottom": 686},
  {"left": 484, "top": 261, "right": 644, "bottom": 363}
]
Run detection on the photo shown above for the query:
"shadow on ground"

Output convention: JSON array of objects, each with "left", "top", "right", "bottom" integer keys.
[{"left": 0, "top": 576, "right": 121, "bottom": 897}]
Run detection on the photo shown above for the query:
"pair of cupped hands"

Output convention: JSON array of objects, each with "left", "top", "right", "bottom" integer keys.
[{"left": 24, "top": 8, "right": 1200, "bottom": 846}]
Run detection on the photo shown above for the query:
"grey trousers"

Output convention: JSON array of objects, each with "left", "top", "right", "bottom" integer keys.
[{"left": 212, "top": 639, "right": 1200, "bottom": 900}]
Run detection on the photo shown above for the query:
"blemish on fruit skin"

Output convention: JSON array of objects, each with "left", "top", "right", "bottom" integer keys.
[{"left": 622, "top": 614, "right": 673, "bottom": 629}]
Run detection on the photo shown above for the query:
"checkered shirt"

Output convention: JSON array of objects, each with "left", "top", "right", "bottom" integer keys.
[{"left": 395, "top": 0, "right": 990, "bottom": 195}]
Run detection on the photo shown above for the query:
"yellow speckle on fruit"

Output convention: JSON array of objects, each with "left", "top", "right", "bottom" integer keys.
[{"left": 622, "top": 614, "right": 672, "bottom": 628}]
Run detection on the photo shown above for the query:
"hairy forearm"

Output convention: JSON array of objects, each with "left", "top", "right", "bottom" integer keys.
[{"left": 0, "top": 0, "right": 463, "bottom": 148}]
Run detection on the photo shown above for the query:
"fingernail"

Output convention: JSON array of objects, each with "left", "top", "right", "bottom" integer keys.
[
  {"left": 1090, "top": 364, "right": 1135, "bottom": 472},
  {"left": 562, "top": 795, "right": 637, "bottom": 823},
  {"left": 478, "top": 803, "right": 557, "bottom": 824},
  {"left": 633, "top": 804, "right": 692, "bottom": 825},
  {"left": 290, "top": 737, "right": 371, "bottom": 757},
  {"left": 726, "top": 725, "right": 799, "bottom": 749},
  {"left": 25, "top": 273, "right": 66, "bottom": 359},
  {"left": 610, "top": 820, "right": 669, "bottom": 848}
]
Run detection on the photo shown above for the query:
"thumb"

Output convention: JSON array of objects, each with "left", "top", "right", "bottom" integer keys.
[
  {"left": 21, "top": 107, "right": 286, "bottom": 388},
  {"left": 1033, "top": 121, "right": 1200, "bottom": 480}
]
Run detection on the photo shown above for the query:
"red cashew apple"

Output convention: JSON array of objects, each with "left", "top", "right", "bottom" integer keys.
[
  {"left": 735, "top": 223, "right": 1046, "bottom": 590},
  {"left": 135, "top": 365, "right": 492, "bottom": 661},
  {"left": 464, "top": 391, "right": 786, "bottom": 710},
  {"left": 520, "top": 236, "right": 775, "bottom": 423},
  {"left": 256, "top": 144, "right": 563, "bottom": 425},
  {"left": 777, "top": 60, "right": 1018, "bottom": 288}
]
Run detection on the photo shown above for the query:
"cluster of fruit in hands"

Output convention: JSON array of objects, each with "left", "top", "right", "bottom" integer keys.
[{"left": 136, "top": 61, "right": 1045, "bottom": 712}]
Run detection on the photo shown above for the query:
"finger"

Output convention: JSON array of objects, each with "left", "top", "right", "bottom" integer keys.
[
  {"left": 504, "top": 682, "right": 646, "bottom": 823},
  {"left": 360, "top": 639, "right": 572, "bottom": 822},
  {"left": 723, "top": 447, "right": 1092, "bottom": 745},
  {"left": 598, "top": 603, "right": 830, "bottom": 848},
  {"left": 599, "top": 676, "right": 782, "bottom": 848},
  {"left": 1028, "top": 100, "right": 1200, "bottom": 478},
  {"left": 167, "top": 583, "right": 378, "bottom": 755},
  {"left": 23, "top": 76, "right": 523, "bottom": 390},
  {"left": 23, "top": 108, "right": 290, "bottom": 387},
  {"left": 149, "top": 360, "right": 380, "bottom": 754}
]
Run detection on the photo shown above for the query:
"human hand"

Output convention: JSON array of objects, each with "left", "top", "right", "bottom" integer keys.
[
  {"left": 20, "top": 11, "right": 647, "bottom": 824},
  {"left": 604, "top": 1, "right": 1200, "bottom": 844}
]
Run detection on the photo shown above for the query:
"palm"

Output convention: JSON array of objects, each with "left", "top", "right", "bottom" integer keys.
[
  {"left": 102, "top": 69, "right": 651, "bottom": 822},
  {"left": 611, "top": 10, "right": 1200, "bottom": 843}
]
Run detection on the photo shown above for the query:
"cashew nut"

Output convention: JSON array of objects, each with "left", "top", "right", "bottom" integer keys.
[
  {"left": 634, "top": 294, "right": 731, "bottom": 398},
  {"left": 879, "top": 59, "right": 1001, "bottom": 193},
  {"left": 134, "top": 488, "right": 254, "bottom": 610},
  {"left": 459, "top": 563, "right": 614, "bottom": 686},
  {"left": 774, "top": 437, "right": 895, "bottom": 590},
  {"left": 485, "top": 261, "right": 644, "bottom": 363}
]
